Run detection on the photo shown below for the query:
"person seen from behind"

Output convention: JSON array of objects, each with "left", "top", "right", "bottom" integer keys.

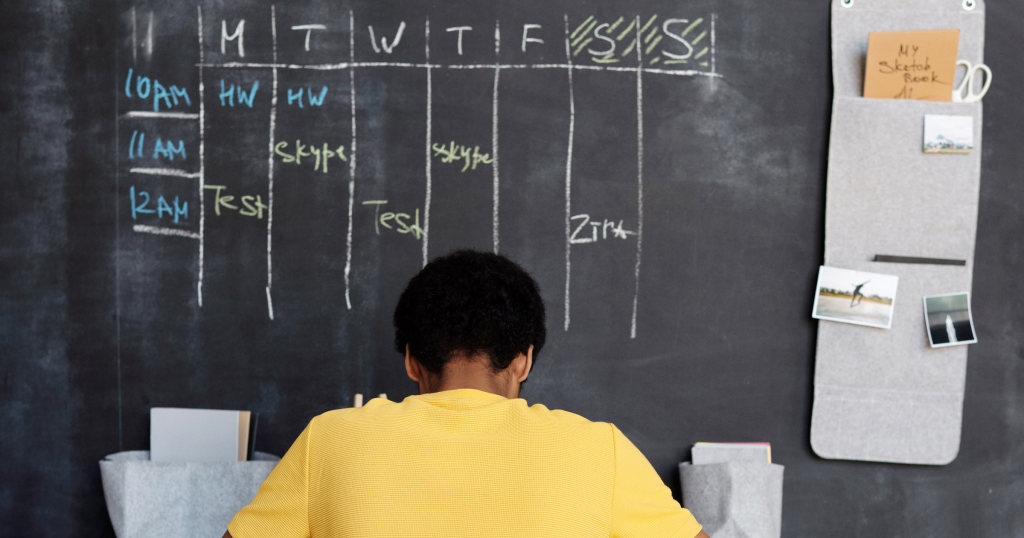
[{"left": 225, "top": 249, "right": 707, "bottom": 538}]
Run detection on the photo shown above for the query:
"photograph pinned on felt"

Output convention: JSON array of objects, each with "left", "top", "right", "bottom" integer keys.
[
  {"left": 812, "top": 266, "right": 899, "bottom": 329},
  {"left": 923, "top": 292, "right": 977, "bottom": 348},
  {"left": 923, "top": 114, "right": 973, "bottom": 154}
]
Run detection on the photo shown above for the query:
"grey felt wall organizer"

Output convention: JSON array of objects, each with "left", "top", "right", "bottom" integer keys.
[
  {"left": 811, "top": 0, "right": 985, "bottom": 465},
  {"left": 680, "top": 462, "right": 784, "bottom": 538},
  {"left": 100, "top": 450, "right": 279, "bottom": 538}
]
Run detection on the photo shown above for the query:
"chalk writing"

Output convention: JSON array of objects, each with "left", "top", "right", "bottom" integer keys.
[
  {"left": 432, "top": 141, "right": 492, "bottom": 172},
  {"left": 287, "top": 86, "right": 328, "bottom": 107},
  {"left": 117, "top": 7, "right": 719, "bottom": 331},
  {"left": 569, "top": 214, "right": 636, "bottom": 244},
  {"left": 369, "top": 22, "right": 406, "bottom": 54},
  {"left": 274, "top": 140, "right": 347, "bottom": 173},
  {"left": 130, "top": 186, "right": 188, "bottom": 223},
  {"left": 204, "top": 185, "right": 268, "bottom": 218},
  {"left": 124, "top": 69, "right": 192, "bottom": 112},
  {"left": 219, "top": 80, "right": 259, "bottom": 107},
  {"left": 128, "top": 130, "right": 186, "bottom": 161},
  {"left": 291, "top": 24, "right": 326, "bottom": 51},
  {"left": 569, "top": 15, "right": 710, "bottom": 67},
  {"left": 362, "top": 200, "right": 424, "bottom": 239}
]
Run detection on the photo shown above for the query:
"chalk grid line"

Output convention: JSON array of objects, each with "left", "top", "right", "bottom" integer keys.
[
  {"left": 196, "top": 60, "right": 719, "bottom": 78},
  {"left": 630, "top": 15, "right": 644, "bottom": 340},
  {"left": 265, "top": 5, "right": 278, "bottom": 320},
  {"left": 422, "top": 18, "right": 432, "bottom": 267},
  {"left": 129, "top": 167, "right": 199, "bottom": 178},
  {"left": 197, "top": 6, "right": 206, "bottom": 308},
  {"left": 134, "top": 224, "right": 202, "bottom": 239},
  {"left": 492, "top": 20, "right": 501, "bottom": 254},
  {"left": 344, "top": 9, "right": 356, "bottom": 309},
  {"left": 563, "top": 15, "right": 575, "bottom": 332},
  {"left": 125, "top": 111, "right": 200, "bottom": 119}
]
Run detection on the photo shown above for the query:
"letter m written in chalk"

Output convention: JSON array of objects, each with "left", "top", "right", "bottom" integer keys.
[{"left": 222, "top": 20, "right": 245, "bottom": 57}]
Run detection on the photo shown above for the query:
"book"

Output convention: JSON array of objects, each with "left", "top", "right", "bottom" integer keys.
[
  {"left": 150, "top": 407, "right": 252, "bottom": 462},
  {"left": 692, "top": 442, "right": 771, "bottom": 465}
]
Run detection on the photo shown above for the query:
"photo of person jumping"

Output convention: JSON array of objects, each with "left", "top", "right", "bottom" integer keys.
[
  {"left": 812, "top": 266, "right": 899, "bottom": 329},
  {"left": 850, "top": 280, "right": 870, "bottom": 307}
]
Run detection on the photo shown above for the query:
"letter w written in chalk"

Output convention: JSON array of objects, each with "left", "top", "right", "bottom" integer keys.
[{"left": 369, "top": 22, "right": 406, "bottom": 53}]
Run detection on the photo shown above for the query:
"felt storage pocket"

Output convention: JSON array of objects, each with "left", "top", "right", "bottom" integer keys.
[
  {"left": 812, "top": 95, "right": 981, "bottom": 465},
  {"left": 679, "top": 461, "right": 784, "bottom": 538},
  {"left": 813, "top": 0, "right": 986, "bottom": 466},
  {"left": 99, "top": 450, "right": 279, "bottom": 538}
]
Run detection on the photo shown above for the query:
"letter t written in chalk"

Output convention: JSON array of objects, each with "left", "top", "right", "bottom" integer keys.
[
  {"left": 291, "top": 24, "right": 327, "bottom": 51},
  {"left": 446, "top": 26, "right": 472, "bottom": 55}
]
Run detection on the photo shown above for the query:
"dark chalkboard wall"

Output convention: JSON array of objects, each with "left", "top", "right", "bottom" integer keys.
[{"left": 2, "top": 0, "right": 1022, "bottom": 536}]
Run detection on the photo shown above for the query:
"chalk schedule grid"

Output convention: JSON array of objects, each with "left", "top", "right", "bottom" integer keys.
[{"left": 117, "top": 3, "right": 718, "bottom": 339}]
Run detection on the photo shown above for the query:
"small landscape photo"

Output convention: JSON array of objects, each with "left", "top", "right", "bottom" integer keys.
[
  {"left": 812, "top": 266, "right": 899, "bottom": 329},
  {"left": 923, "top": 292, "right": 977, "bottom": 348},
  {"left": 923, "top": 114, "right": 973, "bottom": 154}
]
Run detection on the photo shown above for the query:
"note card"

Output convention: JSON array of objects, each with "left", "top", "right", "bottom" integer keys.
[{"left": 863, "top": 29, "right": 960, "bottom": 101}]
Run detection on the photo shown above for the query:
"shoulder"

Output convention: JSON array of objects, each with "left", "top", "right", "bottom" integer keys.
[
  {"left": 300, "top": 400, "right": 402, "bottom": 449},
  {"left": 311, "top": 398, "right": 395, "bottom": 426},
  {"left": 523, "top": 401, "right": 617, "bottom": 437},
  {"left": 527, "top": 401, "right": 592, "bottom": 423}
]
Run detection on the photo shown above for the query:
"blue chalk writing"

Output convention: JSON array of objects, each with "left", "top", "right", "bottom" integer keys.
[
  {"left": 152, "top": 80, "right": 172, "bottom": 111},
  {"left": 287, "top": 86, "right": 328, "bottom": 107},
  {"left": 219, "top": 80, "right": 234, "bottom": 106},
  {"left": 130, "top": 186, "right": 155, "bottom": 219},
  {"left": 157, "top": 196, "right": 173, "bottom": 219},
  {"left": 128, "top": 130, "right": 145, "bottom": 159},
  {"left": 152, "top": 138, "right": 186, "bottom": 161},
  {"left": 172, "top": 197, "right": 187, "bottom": 223},
  {"left": 237, "top": 81, "right": 258, "bottom": 107},
  {"left": 136, "top": 76, "right": 151, "bottom": 99},
  {"left": 307, "top": 86, "right": 328, "bottom": 106},
  {"left": 170, "top": 86, "right": 191, "bottom": 107},
  {"left": 124, "top": 70, "right": 192, "bottom": 112},
  {"left": 287, "top": 88, "right": 304, "bottom": 108},
  {"left": 130, "top": 186, "right": 187, "bottom": 223},
  {"left": 219, "top": 80, "right": 259, "bottom": 107}
]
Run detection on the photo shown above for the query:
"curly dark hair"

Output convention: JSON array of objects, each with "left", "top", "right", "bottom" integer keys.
[{"left": 393, "top": 249, "right": 546, "bottom": 375}]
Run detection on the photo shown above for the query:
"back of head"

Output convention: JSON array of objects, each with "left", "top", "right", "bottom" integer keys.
[{"left": 393, "top": 250, "right": 546, "bottom": 375}]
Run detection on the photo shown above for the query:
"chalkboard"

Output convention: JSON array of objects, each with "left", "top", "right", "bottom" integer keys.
[{"left": 2, "top": 0, "right": 1023, "bottom": 537}]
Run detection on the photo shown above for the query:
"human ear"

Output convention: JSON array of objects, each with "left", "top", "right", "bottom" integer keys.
[
  {"left": 405, "top": 345, "right": 423, "bottom": 383},
  {"left": 513, "top": 345, "right": 534, "bottom": 383}
]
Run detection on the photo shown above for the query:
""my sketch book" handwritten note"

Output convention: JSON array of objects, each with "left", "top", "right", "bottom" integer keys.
[{"left": 863, "top": 29, "right": 960, "bottom": 101}]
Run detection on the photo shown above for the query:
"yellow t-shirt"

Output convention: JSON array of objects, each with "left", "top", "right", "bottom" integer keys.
[{"left": 229, "top": 389, "right": 702, "bottom": 538}]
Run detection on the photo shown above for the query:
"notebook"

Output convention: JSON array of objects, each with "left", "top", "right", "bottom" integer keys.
[
  {"left": 692, "top": 442, "right": 771, "bottom": 465},
  {"left": 150, "top": 407, "right": 252, "bottom": 462}
]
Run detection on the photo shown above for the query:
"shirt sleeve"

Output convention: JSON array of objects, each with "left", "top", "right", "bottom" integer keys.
[
  {"left": 610, "top": 425, "right": 703, "bottom": 538},
  {"left": 228, "top": 419, "right": 314, "bottom": 538}
]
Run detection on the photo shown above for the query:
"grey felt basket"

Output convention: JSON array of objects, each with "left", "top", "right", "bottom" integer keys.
[
  {"left": 679, "top": 461, "right": 784, "bottom": 538},
  {"left": 99, "top": 450, "right": 279, "bottom": 538}
]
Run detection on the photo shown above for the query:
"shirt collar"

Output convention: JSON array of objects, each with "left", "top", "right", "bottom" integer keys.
[{"left": 411, "top": 388, "right": 512, "bottom": 410}]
